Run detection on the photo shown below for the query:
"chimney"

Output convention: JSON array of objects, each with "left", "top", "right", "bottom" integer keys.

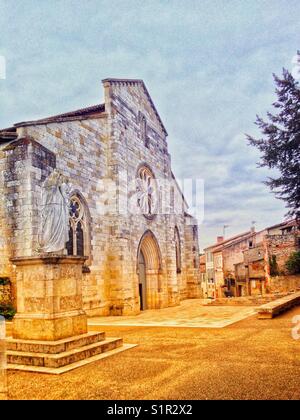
[{"left": 217, "top": 236, "right": 224, "bottom": 244}]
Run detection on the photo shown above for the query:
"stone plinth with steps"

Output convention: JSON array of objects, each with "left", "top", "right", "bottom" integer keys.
[
  {"left": 7, "top": 256, "right": 134, "bottom": 374},
  {"left": 6, "top": 332, "right": 130, "bottom": 374},
  {"left": 11, "top": 255, "right": 88, "bottom": 341}
]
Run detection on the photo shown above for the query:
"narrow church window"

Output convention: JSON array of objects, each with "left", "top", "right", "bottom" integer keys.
[
  {"left": 66, "top": 195, "right": 90, "bottom": 258},
  {"left": 193, "top": 257, "right": 198, "bottom": 269},
  {"left": 170, "top": 186, "right": 175, "bottom": 214},
  {"left": 175, "top": 227, "right": 181, "bottom": 273},
  {"left": 76, "top": 222, "right": 84, "bottom": 256},
  {"left": 140, "top": 114, "right": 149, "bottom": 148},
  {"left": 193, "top": 225, "right": 198, "bottom": 241},
  {"left": 66, "top": 225, "right": 74, "bottom": 255}
]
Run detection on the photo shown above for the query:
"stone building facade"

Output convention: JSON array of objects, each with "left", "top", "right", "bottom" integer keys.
[
  {"left": 0, "top": 79, "right": 201, "bottom": 316},
  {"left": 204, "top": 220, "right": 300, "bottom": 297},
  {"left": 204, "top": 231, "right": 255, "bottom": 298}
]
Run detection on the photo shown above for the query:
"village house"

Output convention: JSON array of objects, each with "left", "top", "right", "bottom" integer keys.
[
  {"left": 0, "top": 79, "right": 201, "bottom": 317},
  {"left": 200, "top": 254, "right": 216, "bottom": 298},
  {"left": 204, "top": 220, "right": 300, "bottom": 298},
  {"left": 245, "top": 220, "right": 300, "bottom": 295},
  {"left": 204, "top": 231, "right": 256, "bottom": 298}
]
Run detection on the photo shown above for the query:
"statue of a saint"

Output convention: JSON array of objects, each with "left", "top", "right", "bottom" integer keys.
[{"left": 38, "top": 170, "right": 71, "bottom": 253}]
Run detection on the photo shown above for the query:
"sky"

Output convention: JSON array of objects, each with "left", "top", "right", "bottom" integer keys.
[{"left": 0, "top": 0, "right": 299, "bottom": 250}]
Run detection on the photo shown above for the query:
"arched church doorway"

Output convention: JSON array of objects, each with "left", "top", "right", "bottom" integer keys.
[
  {"left": 138, "top": 250, "right": 147, "bottom": 310},
  {"left": 137, "top": 230, "right": 162, "bottom": 310}
]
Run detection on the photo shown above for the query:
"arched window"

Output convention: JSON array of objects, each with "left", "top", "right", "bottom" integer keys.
[
  {"left": 175, "top": 227, "right": 181, "bottom": 273},
  {"left": 193, "top": 225, "right": 198, "bottom": 241},
  {"left": 170, "top": 186, "right": 175, "bottom": 214},
  {"left": 139, "top": 113, "right": 149, "bottom": 148},
  {"left": 66, "top": 194, "right": 90, "bottom": 258}
]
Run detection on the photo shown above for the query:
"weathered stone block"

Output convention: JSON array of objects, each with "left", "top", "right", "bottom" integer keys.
[{"left": 11, "top": 256, "right": 88, "bottom": 341}]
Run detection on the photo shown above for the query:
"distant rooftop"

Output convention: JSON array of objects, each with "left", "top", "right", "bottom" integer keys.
[
  {"left": 204, "top": 230, "right": 254, "bottom": 252},
  {"left": 204, "top": 218, "right": 298, "bottom": 252}
]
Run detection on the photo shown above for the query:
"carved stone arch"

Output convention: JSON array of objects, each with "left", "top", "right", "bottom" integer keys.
[
  {"left": 66, "top": 190, "right": 92, "bottom": 264},
  {"left": 136, "top": 162, "right": 157, "bottom": 180},
  {"left": 137, "top": 230, "right": 163, "bottom": 310},
  {"left": 137, "top": 230, "right": 162, "bottom": 273}
]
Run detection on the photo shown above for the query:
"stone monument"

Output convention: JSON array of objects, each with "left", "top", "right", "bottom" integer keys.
[{"left": 6, "top": 171, "right": 133, "bottom": 374}]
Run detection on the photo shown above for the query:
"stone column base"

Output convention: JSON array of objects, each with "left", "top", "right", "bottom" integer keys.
[{"left": 12, "top": 311, "right": 87, "bottom": 341}]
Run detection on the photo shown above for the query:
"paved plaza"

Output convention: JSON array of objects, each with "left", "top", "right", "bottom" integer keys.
[
  {"left": 88, "top": 299, "right": 256, "bottom": 328},
  {"left": 5, "top": 303, "right": 300, "bottom": 400}
]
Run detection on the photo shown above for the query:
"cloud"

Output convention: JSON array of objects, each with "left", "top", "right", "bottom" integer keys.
[{"left": 0, "top": 0, "right": 298, "bottom": 250}]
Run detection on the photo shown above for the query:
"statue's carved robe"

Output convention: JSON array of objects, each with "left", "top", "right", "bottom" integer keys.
[{"left": 39, "top": 176, "right": 70, "bottom": 253}]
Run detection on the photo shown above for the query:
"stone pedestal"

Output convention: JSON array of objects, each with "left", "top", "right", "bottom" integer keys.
[
  {"left": 6, "top": 256, "right": 133, "bottom": 374},
  {"left": 11, "top": 256, "right": 88, "bottom": 341}
]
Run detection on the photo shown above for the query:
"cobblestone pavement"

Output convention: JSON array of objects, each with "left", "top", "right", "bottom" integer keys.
[
  {"left": 88, "top": 299, "right": 256, "bottom": 328},
  {"left": 6, "top": 306, "right": 300, "bottom": 400}
]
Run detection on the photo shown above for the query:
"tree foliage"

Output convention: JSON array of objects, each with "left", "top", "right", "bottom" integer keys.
[
  {"left": 285, "top": 251, "right": 300, "bottom": 275},
  {"left": 247, "top": 52, "right": 300, "bottom": 220}
]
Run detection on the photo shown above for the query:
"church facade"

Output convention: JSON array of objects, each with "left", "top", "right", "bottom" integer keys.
[{"left": 0, "top": 79, "right": 201, "bottom": 316}]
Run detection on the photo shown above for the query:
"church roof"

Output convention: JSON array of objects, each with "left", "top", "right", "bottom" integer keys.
[
  {"left": 0, "top": 104, "right": 105, "bottom": 142},
  {"left": 13, "top": 103, "right": 106, "bottom": 128},
  {"left": 1, "top": 78, "right": 167, "bottom": 138},
  {"left": 0, "top": 126, "right": 18, "bottom": 142}
]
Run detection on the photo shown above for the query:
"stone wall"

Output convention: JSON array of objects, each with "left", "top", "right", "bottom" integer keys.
[
  {"left": 183, "top": 220, "right": 201, "bottom": 299},
  {"left": 223, "top": 235, "right": 255, "bottom": 277},
  {"left": 268, "top": 275, "right": 300, "bottom": 294},
  {"left": 16, "top": 117, "right": 110, "bottom": 315},
  {"left": 0, "top": 138, "right": 56, "bottom": 303},
  {"left": 0, "top": 79, "right": 201, "bottom": 316},
  {"left": 103, "top": 79, "right": 201, "bottom": 312},
  {"left": 264, "top": 233, "right": 298, "bottom": 275}
]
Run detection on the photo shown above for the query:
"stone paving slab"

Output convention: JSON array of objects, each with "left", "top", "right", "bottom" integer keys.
[{"left": 88, "top": 299, "right": 256, "bottom": 329}]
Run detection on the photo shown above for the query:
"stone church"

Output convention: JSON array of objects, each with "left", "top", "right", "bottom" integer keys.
[{"left": 0, "top": 79, "right": 201, "bottom": 317}]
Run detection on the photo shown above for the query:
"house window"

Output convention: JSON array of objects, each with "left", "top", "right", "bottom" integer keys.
[
  {"left": 66, "top": 195, "right": 90, "bottom": 258},
  {"left": 206, "top": 252, "right": 212, "bottom": 263}
]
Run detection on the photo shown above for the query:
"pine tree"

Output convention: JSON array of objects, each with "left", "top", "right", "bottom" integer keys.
[{"left": 247, "top": 52, "right": 300, "bottom": 221}]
